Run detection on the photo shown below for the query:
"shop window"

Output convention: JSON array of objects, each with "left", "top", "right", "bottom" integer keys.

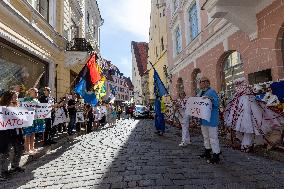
[
  {"left": 248, "top": 69, "right": 272, "bottom": 85},
  {"left": 0, "top": 42, "right": 48, "bottom": 95},
  {"left": 222, "top": 51, "right": 244, "bottom": 98}
]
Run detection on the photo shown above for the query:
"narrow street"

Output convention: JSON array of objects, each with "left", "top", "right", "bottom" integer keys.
[{"left": 1, "top": 119, "right": 284, "bottom": 189}]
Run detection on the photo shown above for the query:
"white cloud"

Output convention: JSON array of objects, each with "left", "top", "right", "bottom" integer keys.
[
  {"left": 117, "top": 57, "right": 132, "bottom": 77},
  {"left": 98, "top": 0, "right": 151, "bottom": 41}
]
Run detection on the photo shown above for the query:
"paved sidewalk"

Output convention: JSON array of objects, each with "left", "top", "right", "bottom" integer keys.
[{"left": 1, "top": 119, "right": 284, "bottom": 189}]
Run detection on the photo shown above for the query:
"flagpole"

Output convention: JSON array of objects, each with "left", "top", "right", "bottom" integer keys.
[{"left": 149, "top": 61, "right": 183, "bottom": 127}]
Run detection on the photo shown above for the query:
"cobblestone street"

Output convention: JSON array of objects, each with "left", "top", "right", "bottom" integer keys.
[{"left": 2, "top": 119, "right": 284, "bottom": 189}]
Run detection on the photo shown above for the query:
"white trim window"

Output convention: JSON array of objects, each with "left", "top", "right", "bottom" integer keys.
[
  {"left": 188, "top": 2, "right": 199, "bottom": 42},
  {"left": 28, "top": 0, "right": 50, "bottom": 22},
  {"left": 173, "top": 0, "right": 179, "bottom": 14},
  {"left": 175, "top": 26, "right": 182, "bottom": 55}
]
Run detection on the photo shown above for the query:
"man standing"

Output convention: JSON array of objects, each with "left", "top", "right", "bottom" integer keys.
[
  {"left": 197, "top": 77, "right": 221, "bottom": 164},
  {"left": 67, "top": 92, "right": 77, "bottom": 135},
  {"left": 39, "top": 87, "right": 56, "bottom": 145}
]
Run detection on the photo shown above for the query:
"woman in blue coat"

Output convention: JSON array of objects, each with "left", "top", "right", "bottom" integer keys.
[{"left": 197, "top": 77, "right": 221, "bottom": 164}]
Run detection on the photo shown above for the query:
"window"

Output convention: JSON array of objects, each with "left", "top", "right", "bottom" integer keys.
[
  {"left": 28, "top": 0, "right": 49, "bottom": 21},
  {"left": 173, "top": 0, "right": 179, "bottom": 12},
  {"left": 39, "top": 0, "right": 49, "bottom": 21},
  {"left": 188, "top": 3, "right": 199, "bottom": 41},
  {"left": 156, "top": 46, "right": 158, "bottom": 57},
  {"left": 161, "top": 37, "right": 164, "bottom": 51},
  {"left": 175, "top": 27, "right": 182, "bottom": 54},
  {"left": 223, "top": 51, "right": 244, "bottom": 98},
  {"left": 163, "top": 9, "right": 165, "bottom": 16},
  {"left": 87, "top": 12, "right": 90, "bottom": 26}
]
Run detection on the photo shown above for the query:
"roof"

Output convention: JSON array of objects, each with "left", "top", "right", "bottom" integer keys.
[{"left": 132, "top": 41, "right": 149, "bottom": 76}]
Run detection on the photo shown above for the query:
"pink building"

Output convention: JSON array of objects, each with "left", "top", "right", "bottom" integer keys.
[{"left": 166, "top": 0, "right": 284, "bottom": 99}]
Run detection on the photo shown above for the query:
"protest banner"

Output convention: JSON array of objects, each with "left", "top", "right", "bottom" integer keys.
[
  {"left": 185, "top": 97, "right": 212, "bottom": 121},
  {"left": 0, "top": 106, "right": 35, "bottom": 130},
  {"left": 76, "top": 111, "right": 85, "bottom": 123},
  {"left": 21, "top": 102, "right": 52, "bottom": 119},
  {"left": 36, "top": 103, "right": 52, "bottom": 119},
  {"left": 53, "top": 108, "right": 67, "bottom": 126}
]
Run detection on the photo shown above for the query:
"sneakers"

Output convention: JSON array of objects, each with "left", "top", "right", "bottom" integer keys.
[{"left": 178, "top": 141, "right": 192, "bottom": 147}]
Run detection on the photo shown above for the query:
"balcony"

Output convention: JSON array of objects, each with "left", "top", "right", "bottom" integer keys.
[
  {"left": 202, "top": 0, "right": 274, "bottom": 40},
  {"left": 66, "top": 38, "right": 94, "bottom": 52}
]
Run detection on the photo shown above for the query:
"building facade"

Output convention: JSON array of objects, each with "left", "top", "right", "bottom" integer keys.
[
  {"left": 105, "top": 62, "right": 133, "bottom": 104},
  {"left": 166, "top": 0, "right": 284, "bottom": 99},
  {"left": 131, "top": 41, "right": 149, "bottom": 105},
  {"left": 148, "top": 0, "right": 169, "bottom": 101},
  {"left": 0, "top": 0, "right": 103, "bottom": 100}
]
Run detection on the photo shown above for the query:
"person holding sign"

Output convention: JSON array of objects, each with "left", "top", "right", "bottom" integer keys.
[
  {"left": 197, "top": 77, "right": 221, "bottom": 164},
  {"left": 39, "top": 87, "right": 56, "bottom": 146},
  {"left": 0, "top": 91, "right": 25, "bottom": 180},
  {"left": 22, "top": 88, "right": 44, "bottom": 154}
]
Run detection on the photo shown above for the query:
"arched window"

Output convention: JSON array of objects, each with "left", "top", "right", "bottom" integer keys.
[
  {"left": 175, "top": 27, "right": 182, "bottom": 54},
  {"left": 192, "top": 68, "right": 201, "bottom": 95},
  {"left": 223, "top": 51, "right": 244, "bottom": 98},
  {"left": 188, "top": 2, "right": 198, "bottom": 41}
]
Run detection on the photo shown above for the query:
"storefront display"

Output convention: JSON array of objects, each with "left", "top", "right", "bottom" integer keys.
[{"left": 0, "top": 41, "right": 48, "bottom": 95}]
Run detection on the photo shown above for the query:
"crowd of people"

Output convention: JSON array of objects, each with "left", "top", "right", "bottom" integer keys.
[
  {"left": 0, "top": 86, "right": 135, "bottom": 181},
  {"left": 161, "top": 77, "right": 284, "bottom": 164}
]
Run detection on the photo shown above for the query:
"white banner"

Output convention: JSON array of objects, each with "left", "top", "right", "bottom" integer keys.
[
  {"left": 53, "top": 108, "right": 67, "bottom": 126},
  {"left": 185, "top": 97, "right": 212, "bottom": 121},
  {"left": 21, "top": 102, "right": 52, "bottom": 119},
  {"left": 0, "top": 106, "right": 35, "bottom": 130},
  {"left": 76, "top": 111, "right": 85, "bottom": 123}
]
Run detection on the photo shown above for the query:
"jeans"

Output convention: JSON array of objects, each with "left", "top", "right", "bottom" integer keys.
[{"left": 68, "top": 114, "right": 76, "bottom": 135}]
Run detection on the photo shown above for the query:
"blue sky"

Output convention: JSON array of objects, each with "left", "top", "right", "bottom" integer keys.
[{"left": 97, "top": 0, "right": 151, "bottom": 78}]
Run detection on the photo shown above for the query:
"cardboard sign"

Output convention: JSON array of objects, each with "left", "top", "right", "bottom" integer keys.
[
  {"left": 53, "top": 108, "right": 67, "bottom": 126},
  {"left": 76, "top": 111, "right": 85, "bottom": 123},
  {"left": 21, "top": 102, "right": 52, "bottom": 119},
  {"left": 185, "top": 97, "right": 212, "bottom": 121},
  {"left": 0, "top": 106, "right": 35, "bottom": 130}
]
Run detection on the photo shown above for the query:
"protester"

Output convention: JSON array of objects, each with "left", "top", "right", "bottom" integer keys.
[
  {"left": 22, "top": 88, "right": 43, "bottom": 154},
  {"left": 197, "top": 77, "right": 221, "bottom": 164},
  {"left": 0, "top": 91, "right": 25, "bottom": 180},
  {"left": 117, "top": 105, "right": 122, "bottom": 120},
  {"left": 106, "top": 104, "right": 115, "bottom": 127},
  {"left": 177, "top": 91, "right": 191, "bottom": 147},
  {"left": 39, "top": 87, "right": 56, "bottom": 146},
  {"left": 67, "top": 92, "right": 77, "bottom": 136},
  {"left": 93, "top": 106, "right": 101, "bottom": 130},
  {"left": 85, "top": 104, "right": 94, "bottom": 133},
  {"left": 98, "top": 102, "right": 107, "bottom": 126},
  {"left": 225, "top": 78, "right": 284, "bottom": 151},
  {"left": 262, "top": 86, "right": 280, "bottom": 107}
]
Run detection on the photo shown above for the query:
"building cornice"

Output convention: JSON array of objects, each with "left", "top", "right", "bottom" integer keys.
[
  {"left": 0, "top": 1, "right": 62, "bottom": 51},
  {"left": 170, "top": 22, "right": 239, "bottom": 74}
]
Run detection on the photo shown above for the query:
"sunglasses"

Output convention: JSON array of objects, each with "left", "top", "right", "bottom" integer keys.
[{"left": 200, "top": 80, "right": 208, "bottom": 83}]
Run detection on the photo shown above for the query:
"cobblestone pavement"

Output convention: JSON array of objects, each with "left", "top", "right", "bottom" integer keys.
[{"left": 2, "top": 119, "right": 284, "bottom": 189}]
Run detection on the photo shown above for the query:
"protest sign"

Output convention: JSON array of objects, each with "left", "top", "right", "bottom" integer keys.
[
  {"left": 0, "top": 106, "right": 35, "bottom": 130},
  {"left": 185, "top": 97, "right": 212, "bottom": 121},
  {"left": 53, "top": 108, "right": 67, "bottom": 126},
  {"left": 36, "top": 103, "right": 52, "bottom": 119},
  {"left": 21, "top": 102, "right": 52, "bottom": 119},
  {"left": 76, "top": 111, "right": 85, "bottom": 123}
]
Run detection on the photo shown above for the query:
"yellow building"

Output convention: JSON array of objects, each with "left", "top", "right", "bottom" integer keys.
[
  {"left": 0, "top": 0, "right": 103, "bottom": 100},
  {"left": 148, "top": 0, "right": 169, "bottom": 101}
]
